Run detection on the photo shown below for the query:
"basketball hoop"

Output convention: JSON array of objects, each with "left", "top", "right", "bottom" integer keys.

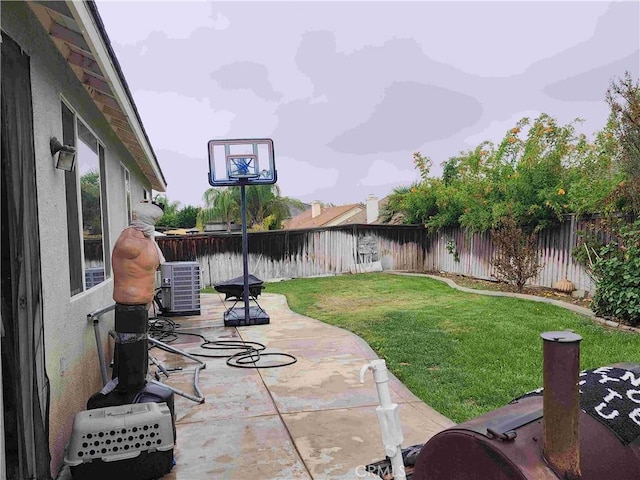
[
  {"left": 226, "top": 155, "right": 260, "bottom": 181},
  {"left": 228, "top": 174, "right": 260, "bottom": 181},
  {"left": 205, "top": 138, "right": 278, "bottom": 326},
  {"left": 208, "top": 138, "right": 276, "bottom": 186}
]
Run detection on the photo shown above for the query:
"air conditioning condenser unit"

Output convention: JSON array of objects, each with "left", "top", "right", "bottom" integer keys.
[{"left": 160, "top": 262, "right": 201, "bottom": 316}]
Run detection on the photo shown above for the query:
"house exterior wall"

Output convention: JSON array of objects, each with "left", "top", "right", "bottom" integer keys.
[{"left": 2, "top": 3, "right": 154, "bottom": 475}]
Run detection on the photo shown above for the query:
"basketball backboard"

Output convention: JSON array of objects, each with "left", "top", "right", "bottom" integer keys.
[{"left": 208, "top": 138, "right": 276, "bottom": 186}]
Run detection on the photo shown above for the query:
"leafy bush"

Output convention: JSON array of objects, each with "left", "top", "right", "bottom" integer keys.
[
  {"left": 491, "top": 215, "right": 542, "bottom": 292},
  {"left": 571, "top": 231, "right": 605, "bottom": 282},
  {"left": 591, "top": 220, "right": 640, "bottom": 325},
  {"left": 394, "top": 101, "right": 640, "bottom": 233}
]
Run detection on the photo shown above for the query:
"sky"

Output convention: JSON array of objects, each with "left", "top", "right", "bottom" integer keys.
[{"left": 95, "top": 1, "right": 640, "bottom": 208}]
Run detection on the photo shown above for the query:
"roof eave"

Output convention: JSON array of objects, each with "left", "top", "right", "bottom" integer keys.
[
  {"left": 28, "top": 0, "right": 167, "bottom": 191},
  {"left": 69, "top": 1, "right": 167, "bottom": 191}
]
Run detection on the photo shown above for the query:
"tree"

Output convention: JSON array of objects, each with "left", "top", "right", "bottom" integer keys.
[
  {"left": 80, "top": 170, "right": 102, "bottom": 235},
  {"left": 244, "top": 184, "right": 305, "bottom": 230},
  {"left": 154, "top": 195, "right": 181, "bottom": 228},
  {"left": 381, "top": 183, "right": 440, "bottom": 226},
  {"left": 197, "top": 184, "right": 304, "bottom": 231},
  {"left": 175, "top": 205, "right": 201, "bottom": 228},
  {"left": 604, "top": 71, "right": 640, "bottom": 218},
  {"left": 390, "top": 113, "right": 609, "bottom": 234},
  {"left": 565, "top": 118, "right": 621, "bottom": 216},
  {"left": 572, "top": 73, "right": 640, "bottom": 325},
  {"left": 380, "top": 186, "right": 411, "bottom": 224},
  {"left": 197, "top": 188, "right": 240, "bottom": 232}
]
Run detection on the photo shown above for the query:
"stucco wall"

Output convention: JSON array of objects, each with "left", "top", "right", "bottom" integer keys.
[{"left": 2, "top": 2, "right": 156, "bottom": 475}]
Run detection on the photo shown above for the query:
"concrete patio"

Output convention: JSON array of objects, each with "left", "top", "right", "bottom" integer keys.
[
  {"left": 58, "top": 292, "right": 454, "bottom": 479},
  {"left": 151, "top": 292, "right": 454, "bottom": 479}
]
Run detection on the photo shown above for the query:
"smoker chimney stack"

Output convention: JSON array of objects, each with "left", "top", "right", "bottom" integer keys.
[{"left": 541, "top": 331, "right": 582, "bottom": 480}]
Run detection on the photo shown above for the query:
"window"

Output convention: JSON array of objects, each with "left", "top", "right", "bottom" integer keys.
[
  {"left": 62, "top": 102, "right": 110, "bottom": 295},
  {"left": 121, "top": 164, "right": 132, "bottom": 225}
]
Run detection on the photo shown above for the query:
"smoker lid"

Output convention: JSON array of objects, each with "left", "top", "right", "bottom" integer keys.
[
  {"left": 515, "top": 365, "right": 640, "bottom": 445},
  {"left": 540, "top": 331, "right": 582, "bottom": 343},
  {"left": 451, "top": 395, "right": 543, "bottom": 440}
]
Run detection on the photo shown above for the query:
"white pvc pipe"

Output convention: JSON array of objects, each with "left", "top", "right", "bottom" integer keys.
[{"left": 360, "top": 359, "right": 407, "bottom": 480}]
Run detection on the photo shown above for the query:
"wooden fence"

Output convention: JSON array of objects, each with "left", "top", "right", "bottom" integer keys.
[
  {"left": 157, "top": 216, "right": 607, "bottom": 294},
  {"left": 426, "top": 216, "right": 599, "bottom": 294},
  {"left": 157, "top": 224, "right": 428, "bottom": 287}
]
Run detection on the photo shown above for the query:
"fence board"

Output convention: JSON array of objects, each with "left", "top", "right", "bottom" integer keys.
[
  {"left": 425, "top": 217, "right": 598, "bottom": 294},
  {"left": 158, "top": 225, "right": 428, "bottom": 287},
  {"left": 157, "top": 216, "right": 611, "bottom": 295}
]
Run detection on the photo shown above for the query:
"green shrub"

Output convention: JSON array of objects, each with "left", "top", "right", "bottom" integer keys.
[{"left": 592, "top": 220, "right": 640, "bottom": 325}]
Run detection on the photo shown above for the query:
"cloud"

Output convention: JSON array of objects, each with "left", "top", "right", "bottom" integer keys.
[
  {"left": 329, "top": 82, "right": 483, "bottom": 154},
  {"left": 543, "top": 52, "right": 640, "bottom": 102},
  {"left": 155, "top": 150, "right": 212, "bottom": 207},
  {"left": 463, "top": 110, "right": 542, "bottom": 147},
  {"left": 358, "top": 160, "right": 418, "bottom": 187},
  {"left": 97, "top": 2, "right": 222, "bottom": 45},
  {"left": 211, "top": 12, "right": 230, "bottom": 31},
  {"left": 418, "top": 1, "right": 609, "bottom": 77},
  {"left": 275, "top": 156, "right": 339, "bottom": 198},
  {"left": 133, "top": 90, "right": 236, "bottom": 158},
  {"left": 211, "top": 62, "right": 282, "bottom": 101},
  {"left": 96, "top": 0, "right": 639, "bottom": 207},
  {"left": 524, "top": 2, "right": 639, "bottom": 86}
]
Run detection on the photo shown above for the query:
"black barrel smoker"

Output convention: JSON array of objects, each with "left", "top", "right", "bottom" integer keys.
[{"left": 411, "top": 332, "right": 640, "bottom": 480}]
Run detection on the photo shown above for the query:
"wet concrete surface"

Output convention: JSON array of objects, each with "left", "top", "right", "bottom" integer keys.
[
  {"left": 154, "top": 293, "right": 454, "bottom": 479},
  {"left": 58, "top": 292, "right": 454, "bottom": 479}
]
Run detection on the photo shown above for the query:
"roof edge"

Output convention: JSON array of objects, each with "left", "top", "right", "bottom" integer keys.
[{"left": 68, "top": 0, "right": 167, "bottom": 191}]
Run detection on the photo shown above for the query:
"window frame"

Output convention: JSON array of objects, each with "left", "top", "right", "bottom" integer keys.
[
  {"left": 120, "top": 163, "right": 132, "bottom": 225},
  {"left": 61, "top": 98, "right": 111, "bottom": 296}
]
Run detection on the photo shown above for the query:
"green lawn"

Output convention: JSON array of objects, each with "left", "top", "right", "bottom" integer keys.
[{"left": 256, "top": 273, "right": 640, "bottom": 423}]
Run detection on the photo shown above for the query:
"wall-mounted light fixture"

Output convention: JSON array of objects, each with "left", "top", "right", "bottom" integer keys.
[{"left": 50, "top": 137, "right": 77, "bottom": 171}]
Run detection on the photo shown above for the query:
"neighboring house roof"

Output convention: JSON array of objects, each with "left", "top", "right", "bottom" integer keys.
[
  {"left": 341, "top": 196, "right": 393, "bottom": 225},
  {"left": 284, "top": 203, "right": 364, "bottom": 229},
  {"left": 27, "top": 0, "right": 167, "bottom": 191},
  {"left": 347, "top": 209, "right": 368, "bottom": 224},
  {"left": 287, "top": 203, "right": 310, "bottom": 220}
]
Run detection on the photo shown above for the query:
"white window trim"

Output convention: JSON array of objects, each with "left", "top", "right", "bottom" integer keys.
[
  {"left": 62, "top": 97, "right": 110, "bottom": 293},
  {"left": 120, "top": 163, "right": 132, "bottom": 226}
]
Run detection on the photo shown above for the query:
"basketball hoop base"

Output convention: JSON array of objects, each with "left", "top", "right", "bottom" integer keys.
[{"left": 223, "top": 306, "right": 270, "bottom": 326}]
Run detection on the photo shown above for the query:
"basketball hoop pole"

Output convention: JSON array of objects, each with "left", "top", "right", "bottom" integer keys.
[{"left": 240, "top": 179, "right": 251, "bottom": 323}]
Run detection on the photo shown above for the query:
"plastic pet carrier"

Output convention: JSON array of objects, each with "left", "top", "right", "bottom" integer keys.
[{"left": 65, "top": 402, "right": 174, "bottom": 480}]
